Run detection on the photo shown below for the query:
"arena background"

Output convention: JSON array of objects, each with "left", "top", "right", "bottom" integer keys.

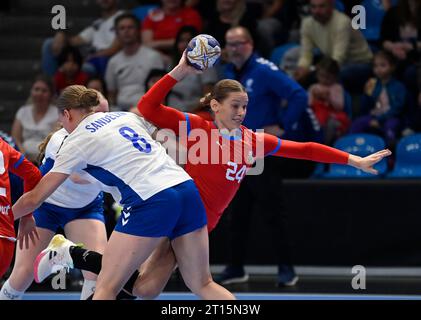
[{"left": 1, "top": 0, "right": 421, "bottom": 300}]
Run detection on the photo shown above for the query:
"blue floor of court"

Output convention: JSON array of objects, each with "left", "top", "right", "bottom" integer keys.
[{"left": 23, "top": 292, "right": 421, "bottom": 300}]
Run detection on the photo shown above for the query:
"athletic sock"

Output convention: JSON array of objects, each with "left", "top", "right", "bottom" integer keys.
[
  {"left": 69, "top": 246, "right": 102, "bottom": 274},
  {"left": 0, "top": 280, "right": 24, "bottom": 300}
]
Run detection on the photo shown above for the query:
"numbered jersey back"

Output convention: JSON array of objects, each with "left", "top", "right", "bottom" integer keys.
[{"left": 51, "top": 112, "right": 191, "bottom": 204}]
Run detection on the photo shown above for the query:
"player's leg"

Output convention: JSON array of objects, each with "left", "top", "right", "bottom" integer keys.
[
  {"left": 131, "top": 238, "right": 177, "bottom": 299},
  {"left": 0, "top": 227, "right": 54, "bottom": 299},
  {"left": 169, "top": 180, "right": 235, "bottom": 299},
  {"left": 64, "top": 218, "right": 107, "bottom": 299},
  {"left": 92, "top": 231, "right": 163, "bottom": 300},
  {"left": 171, "top": 226, "right": 235, "bottom": 300}
]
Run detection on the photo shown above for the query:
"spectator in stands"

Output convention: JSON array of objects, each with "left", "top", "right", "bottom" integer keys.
[
  {"left": 129, "top": 68, "right": 169, "bottom": 115},
  {"left": 357, "top": 0, "right": 395, "bottom": 52},
  {"left": 167, "top": 26, "right": 218, "bottom": 112},
  {"left": 42, "top": 0, "right": 124, "bottom": 77},
  {"left": 215, "top": 26, "right": 321, "bottom": 288},
  {"left": 204, "top": 0, "right": 257, "bottom": 50},
  {"left": 247, "top": 0, "right": 301, "bottom": 58},
  {"left": 11, "top": 75, "right": 59, "bottom": 164},
  {"left": 350, "top": 50, "right": 406, "bottom": 147},
  {"left": 87, "top": 77, "right": 107, "bottom": 96},
  {"left": 105, "top": 13, "right": 165, "bottom": 111},
  {"left": 294, "top": 0, "right": 373, "bottom": 93},
  {"left": 309, "top": 57, "right": 350, "bottom": 145},
  {"left": 53, "top": 46, "right": 89, "bottom": 94},
  {"left": 380, "top": 0, "right": 420, "bottom": 100},
  {"left": 141, "top": 0, "right": 202, "bottom": 61}
]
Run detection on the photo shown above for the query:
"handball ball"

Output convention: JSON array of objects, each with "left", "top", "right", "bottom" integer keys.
[{"left": 186, "top": 34, "right": 221, "bottom": 71}]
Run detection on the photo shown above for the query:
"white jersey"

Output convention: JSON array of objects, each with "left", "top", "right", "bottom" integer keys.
[
  {"left": 51, "top": 112, "right": 191, "bottom": 205},
  {"left": 42, "top": 128, "right": 103, "bottom": 208}
]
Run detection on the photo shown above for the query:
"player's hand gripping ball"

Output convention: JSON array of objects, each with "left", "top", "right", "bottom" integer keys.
[{"left": 186, "top": 34, "right": 221, "bottom": 71}]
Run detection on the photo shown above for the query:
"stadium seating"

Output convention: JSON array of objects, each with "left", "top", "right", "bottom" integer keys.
[
  {"left": 388, "top": 134, "right": 421, "bottom": 178},
  {"left": 323, "top": 133, "right": 387, "bottom": 178}
]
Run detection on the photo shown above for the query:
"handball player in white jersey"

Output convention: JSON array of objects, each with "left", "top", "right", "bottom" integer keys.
[
  {"left": 11, "top": 85, "right": 234, "bottom": 300},
  {"left": 0, "top": 92, "right": 109, "bottom": 300}
]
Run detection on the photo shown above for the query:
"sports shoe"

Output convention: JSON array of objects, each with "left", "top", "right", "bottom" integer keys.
[
  {"left": 214, "top": 266, "right": 249, "bottom": 285},
  {"left": 34, "top": 234, "right": 77, "bottom": 283},
  {"left": 277, "top": 264, "right": 299, "bottom": 287}
]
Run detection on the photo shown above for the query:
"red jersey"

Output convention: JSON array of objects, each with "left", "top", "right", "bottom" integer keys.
[
  {"left": 54, "top": 71, "right": 89, "bottom": 94},
  {"left": 0, "top": 138, "right": 42, "bottom": 238},
  {"left": 138, "top": 75, "right": 349, "bottom": 232},
  {"left": 142, "top": 7, "right": 202, "bottom": 40}
]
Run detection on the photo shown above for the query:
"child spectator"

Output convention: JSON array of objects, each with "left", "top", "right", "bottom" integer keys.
[
  {"left": 54, "top": 46, "right": 89, "bottom": 94},
  {"left": 350, "top": 50, "right": 407, "bottom": 147},
  {"left": 309, "top": 57, "right": 350, "bottom": 145}
]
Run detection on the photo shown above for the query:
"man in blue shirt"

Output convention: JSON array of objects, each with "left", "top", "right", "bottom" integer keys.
[{"left": 215, "top": 26, "right": 321, "bottom": 287}]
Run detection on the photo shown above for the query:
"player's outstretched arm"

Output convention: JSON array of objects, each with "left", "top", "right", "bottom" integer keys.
[
  {"left": 262, "top": 133, "right": 391, "bottom": 175},
  {"left": 347, "top": 150, "right": 392, "bottom": 174},
  {"left": 13, "top": 172, "right": 69, "bottom": 220}
]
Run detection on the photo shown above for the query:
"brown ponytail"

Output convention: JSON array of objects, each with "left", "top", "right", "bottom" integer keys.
[
  {"left": 37, "top": 124, "right": 63, "bottom": 164},
  {"left": 56, "top": 85, "right": 99, "bottom": 113}
]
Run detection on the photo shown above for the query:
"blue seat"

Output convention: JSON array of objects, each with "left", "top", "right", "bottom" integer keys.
[
  {"left": 388, "top": 134, "right": 421, "bottom": 178},
  {"left": 132, "top": 5, "right": 158, "bottom": 21},
  {"left": 323, "top": 134, "right": 387, "bottom": 178}
]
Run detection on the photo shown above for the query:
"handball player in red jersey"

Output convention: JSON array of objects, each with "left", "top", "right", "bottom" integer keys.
[
  {"left": 34, "top": 53, "right": 391, "bottom": 300},
  {"left": 0, "top": 138, "right": 41, "bottom": 278}
]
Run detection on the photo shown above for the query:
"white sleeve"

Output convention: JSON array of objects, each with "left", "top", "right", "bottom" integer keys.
[
  {"left": 44, "top": 131, "right": 66, "bottom": 161},
  {"left": 50, "top": 142, "right": 87, "bottom": 174},
  {"left": 15, "top": 106, "right": 26, "bottom": 122},
  {"left": 137, "top": 115, "right": 157, "bottom": 135}
]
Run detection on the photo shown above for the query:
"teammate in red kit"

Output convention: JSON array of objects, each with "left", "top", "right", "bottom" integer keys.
[
  {"left": 34, "top": 53, "right": 391, "bottom": 300},
  {"left": 0, "top": 138, "right": 42, "bottom": 278}
]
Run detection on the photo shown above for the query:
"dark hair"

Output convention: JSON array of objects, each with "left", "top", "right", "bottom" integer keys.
[
  {"left": 397, "top": 0, "right": 420, "bottom": 26},
  {"left": 56, "top": 85, "right": 99, "bottom": 113},
  {"left": 316, "top": 57, "right": 340, "bottom": 76},
  {"left": 115, "top": 12, "right": 140, "bottom": 30},
  {"left": 144, "top": 69, "right": 167, "bottom": 91},
  {"left": 87, "top": 76, "right": 108, "bottom": 96},
  {"left": 200, "top": 79, "right": 246, "bottom": 107},
  {"left": 374, "top": 50, "right": 397, "bottom": 66},
  {"left": 172, "top": 25, "right": 199, "bottom": 64},
  {"left": 32, "top": 74, "right": 54, "bottom": 94},
  {"left": 57, "top": 46, "right": 83, "bottom": 69}
]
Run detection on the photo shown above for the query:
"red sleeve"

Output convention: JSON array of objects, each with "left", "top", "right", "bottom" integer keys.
[
  {"left": 262, "top": 133, "right": 349, "bottom": 164},
  {"left": 137, "top": 74, "right": 208, "bottom": 136},
  {"left": 7, "top": 144, "right": 42, "bottom": 217},
  {"left": 142, "top": 15, "right": 153, "bottom": 31}
]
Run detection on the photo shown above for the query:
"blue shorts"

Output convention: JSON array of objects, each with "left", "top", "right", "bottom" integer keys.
[
  {"left": 34, "top": 195, "right": 105, "bottom": 232},
  {"left": 114, "top": 180, "right": 207, "bottom": 240}
]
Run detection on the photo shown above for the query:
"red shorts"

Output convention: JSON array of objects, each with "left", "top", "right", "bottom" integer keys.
[{"left": 0, "top": 238, "right": 15, "bottom": 278}]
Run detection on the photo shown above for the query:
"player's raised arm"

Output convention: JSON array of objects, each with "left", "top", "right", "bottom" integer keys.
[
  {"left": 137, "top": 52, "right": 206, "bottom": 136},
  {"left": 261, "top": 133, "right": 391, "bottom": 175}
]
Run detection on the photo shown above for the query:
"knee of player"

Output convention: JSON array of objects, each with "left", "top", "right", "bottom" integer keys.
[{"left": 133, "top": 284, "right": 161, "bottom": 300}]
